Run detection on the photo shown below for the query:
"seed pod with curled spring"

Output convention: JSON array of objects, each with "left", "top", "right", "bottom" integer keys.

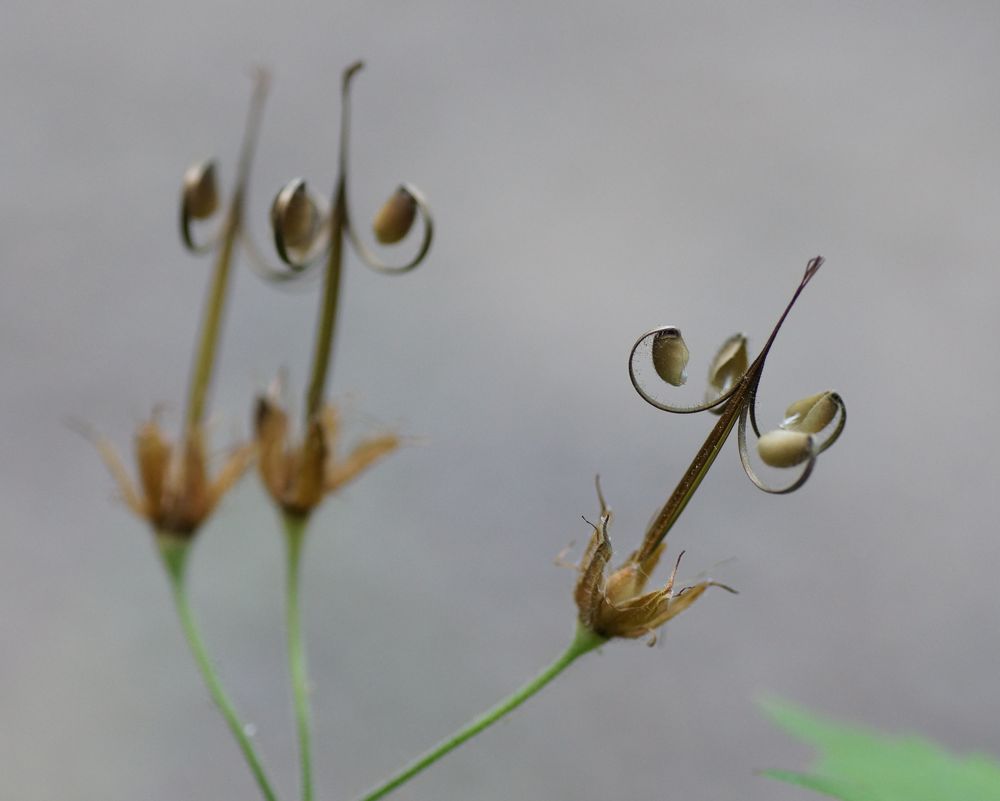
[
  {"left": 707, "top": 333, "right": 748, "bottom": 399},
  {"left": 372, "top": 186, "right": 417, "bottom": 244},
  {"left": 782, "top": 391, "right": 838, "bottom": 434},
  {"left": 757, "top": 428, "right": 814, "bottom": 468},
  {"left": 270, "top": 178, "right": 327, "bottom": 268},
  {"left": 272, "top": 179, "right": 322, "bottom": 253},
  {"left": 182, "top": 160, "right": 220, "bottom": 220},
  {"left": 651, "top": 327, "right": 690, "bottom": 386}
]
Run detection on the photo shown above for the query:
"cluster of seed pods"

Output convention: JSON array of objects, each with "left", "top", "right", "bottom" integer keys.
[{"left": 630, "top": 258, "right": 846, "bottom": 496}]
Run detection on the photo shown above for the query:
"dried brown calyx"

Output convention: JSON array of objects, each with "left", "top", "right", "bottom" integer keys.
[
  {"left": 92, "top": 416, "right": 253, "bottom": 539},
  {"left": 573, "top": 482, "right": 734, "bottom": 643},
  {"left": 255, "top": 394, "right": 401, "bottom": 520}
]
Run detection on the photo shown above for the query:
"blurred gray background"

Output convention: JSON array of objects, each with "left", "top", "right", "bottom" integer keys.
[{"left": 3, "top": 1, "right": 999, "bottom": 799}]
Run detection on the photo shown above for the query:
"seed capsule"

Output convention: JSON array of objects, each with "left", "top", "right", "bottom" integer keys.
[
  {"left": 707, "top": 333, "right": 748, "bottom": 395},
  {"left": 272, "top": 179, "right": 321, "bottom": 256},
  {"left": 372, "top": 186, "right": 417, "bottom": 244},
  {"left": 757, "top": 429, "right": 814, "bottom": 468},
  {"left": 651, "top": 327, "right": 689, "bottom": 386},
  {"left": 182, "top": 160, "right": 219, "bottom": 220},
  {"left": 782, "top": 391, "right": 838, "bottom": 434}
]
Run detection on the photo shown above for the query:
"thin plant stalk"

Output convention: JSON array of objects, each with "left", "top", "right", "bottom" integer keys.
[
  {"left": 159, "top": 538, "right": 281, "bottom": 801},
  {"left": 355, "top": 626, "right": 606, "bottom": 801},
  {"left": 283, "top": 514, "right": 314, "bottom": 801},
  {"left": 304, "top": 62, "right": 362, "bottom": 421},
  {"left": 284, "top": 63, "right": 363, "bottom": 799},
  {"left": 639, "top": 382, "right": 746, "bottom": 558},
  {"left": 185, "top": 72, "right": 269, "bottom": 432},
  {"left": 304, "top": 178, "right": 345, "bottom": 419}
]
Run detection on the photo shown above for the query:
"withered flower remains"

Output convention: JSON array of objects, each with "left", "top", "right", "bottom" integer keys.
[
  {"left": 94, "top": 417, "right": 253, "bottom": 538},
  {"left": 92, "top": 71, "right": 270, "bottom": 541},
  {"left": 255, "top": 393, "right": 400, "bottom": 519},
  {"left": 255, "top": 62, "right": 432, "bottom": 521},
  {"left": 574, "top": 484, "right": 733, "bottom": 642}
]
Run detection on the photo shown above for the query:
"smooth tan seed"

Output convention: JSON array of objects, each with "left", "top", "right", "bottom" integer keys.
[
  {"left": 651, "top": 327, "right": 689, "bottom": 386},
  {"left": 707, "top": 333, "right": 748, "bottom": 394},
  {"left": 372, "top": 187, "right": 417, "bottom": 244},
  {"left": 272, "top": 179, "right": 320, "bottom": 252},
  {"left": 183, "top": 161, "right": 219, "bottom": 220},
  {"left": 757, "top": 429, "right": 814, "bottom": 468},
  {"left": 782, "top": 391, "right": 838, "bottom": 434}
]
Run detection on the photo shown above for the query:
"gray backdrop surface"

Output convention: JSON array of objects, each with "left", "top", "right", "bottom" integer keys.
[{"left": 3, "top": 2, "right": 999, "bottom": 799}]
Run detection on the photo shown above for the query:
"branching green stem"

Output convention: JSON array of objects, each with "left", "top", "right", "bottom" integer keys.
[
  {"left": 158, "top": 537, "right": 280, "bottom": 801},
  {"left": 283, "top": 514, "right": 314, "bottom": 801},
  {"left": 355, "top": 625, "right": 606, "bottom": 801}
]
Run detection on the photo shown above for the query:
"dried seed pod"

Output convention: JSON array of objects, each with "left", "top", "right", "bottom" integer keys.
[
  {"left": 182, "top": 160, "right": 219, "bottom": 220},
  {"left": 782, "top": 391, "right": 838, "bottom": 434},
  {"left": 272, "top": 179, "right": 321, "bottom": 255},
  {"left": 707, "top": 332, "right": 748, "bottom": 395},
  {"left": 372, "top": 186, "right": 417, "bottom": 244},
  {"left": 757, "top": 429, "right": 814, "bottom": 468},
  {"left": 651, "top": 327, "right": 689, "bottom": 386}
]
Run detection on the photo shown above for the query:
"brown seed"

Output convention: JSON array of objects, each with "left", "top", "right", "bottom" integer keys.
[
  {"left": 272, "top": 179, "right": 320, "bottom": 253},
  {"left": 757, "top": 429, "right": 814, "bottom": 468},
  {"left": 707, "top": 333, "right": 748, "bottom": 394},
  {"left": 182, "top": 160, "right": 219, "bottom": 220},
  {"left": 782, "top": 391, "right": 838, "bottom": 434},
  {"left": 372, "top": 187, "right": 417, "bottom": 244},
  {"left": 651, "top": 327, "right": 690, "bottom": 386}
]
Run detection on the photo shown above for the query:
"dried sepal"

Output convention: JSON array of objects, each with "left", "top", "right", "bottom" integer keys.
[
  {"left": 326, "top": 433, "right": 401, "bottom": 492},
  {"left": 782, "top": 391, "right": 838, "bottom": 434},
  {"left": 706, "top": 332, "right": 748, "bottom": 411},
  {"left": 135, "top": 418, "right": 172, "bottom": 512},
  {"left": 573, "top": 513, "right": 613, "bottom": 632},
  {"left": 651, "top": 327, "right": 689, "bottom": 387},
  {"left": 604, "top": 542, "right": 665, "bottom": 606},
  {"left": 182, "top": 160, "right": 220, "bottom": 220},
  {"left": 290, "top": 418, "right": 329, "bottom": 514},
  {"left": 757, "top": 428, "right": 814, "bottom": 468},
  {"left": 254, "top": 395, "right": 326, "bottom": 517},
  {"left": 255, "top": 396, "right": 292, "bottom": 502},
  {"left": 372, "top": 186, "right": 417, "bottom": 244}
]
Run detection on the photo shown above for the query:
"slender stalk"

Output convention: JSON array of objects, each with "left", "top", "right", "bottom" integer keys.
[
  {"left": 639, "top": 380, "right": 747, "bottom": 559},
  {"left": 283, "top": 514, "right": 314, "bottom": 801},
  {"left": 355, "top": 626, "right": 606, "bottom": 801},
  {"left": 184, "top": 72, "right": 269, "bottom": 431},
  {"left": 303, "top": 62, "right": 363, "bottom": 420},
  {"left": 304, "top": 180, "right": 345, "bottom": 419},
  {"left": 158, "top": 537, "right": 281, "bottom": 801}
]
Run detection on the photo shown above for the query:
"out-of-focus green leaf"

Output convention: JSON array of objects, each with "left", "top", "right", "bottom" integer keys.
[{"left": 761, "top": 699, "right": 1000, "bottom": 801}]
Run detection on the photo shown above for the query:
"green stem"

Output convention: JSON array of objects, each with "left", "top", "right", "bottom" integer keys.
[
  {"left": 283, "top": 514, "right": 314, "bottom": 801},
  {"left": 184, "top": 72, "right": 269, "bottom": 431},
  {"left": 157, "top": 537, "right": 281, "bottom": 801},
  {"left": 356, "top": 625, "right": 606, "bottom": 801}
]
